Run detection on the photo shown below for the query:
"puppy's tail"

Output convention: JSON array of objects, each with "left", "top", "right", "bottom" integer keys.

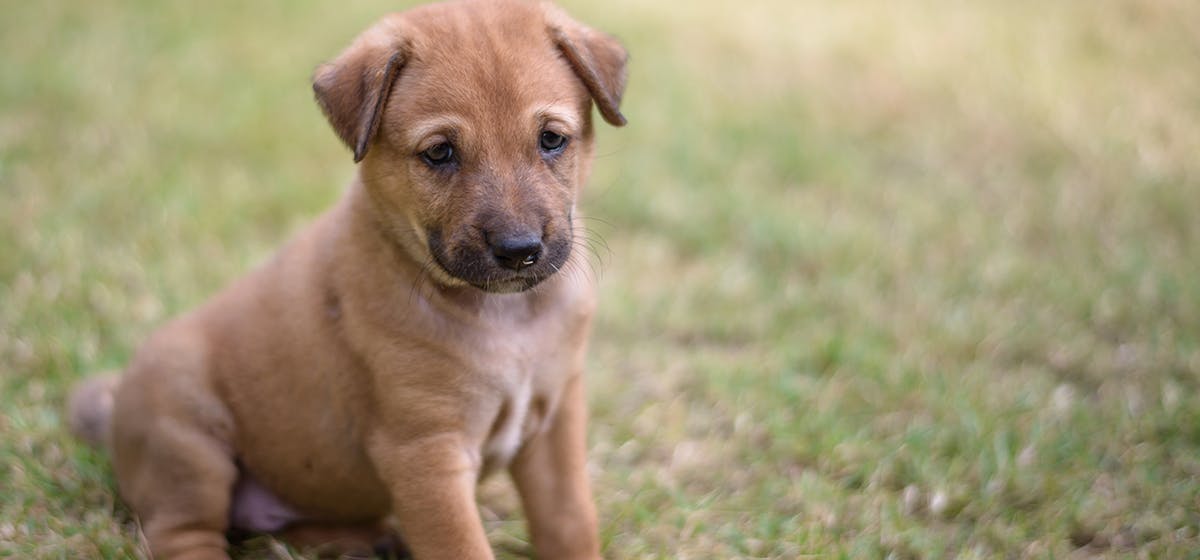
[{"left": 67, "top": 372, "right": 121, "bottom": 451}]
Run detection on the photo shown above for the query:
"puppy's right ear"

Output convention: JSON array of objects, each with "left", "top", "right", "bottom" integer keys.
[
  {"left": 313, "top": 17, "right": 410, "bottom": 163},
  {"left": 543, "top": 4, "right": 629, "bottom": 127}
]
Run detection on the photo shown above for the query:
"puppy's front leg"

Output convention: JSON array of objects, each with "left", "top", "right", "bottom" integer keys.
[
  {"left": 510, "top": 374, "right": 601, "bottom": 559},
  {"left": 368, "top": 432, "right": 494, "bottom": 559}
]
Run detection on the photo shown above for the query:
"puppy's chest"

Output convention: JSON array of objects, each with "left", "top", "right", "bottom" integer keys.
[{"left": 474, "top": 339, "right": 566, "bottom": 474}]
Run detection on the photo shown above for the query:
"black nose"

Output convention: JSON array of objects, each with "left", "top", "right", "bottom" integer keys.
[{"left": 488, "top": 232, "right": 543, "bottom": 270}]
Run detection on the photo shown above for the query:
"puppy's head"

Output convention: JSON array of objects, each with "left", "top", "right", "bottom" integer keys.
[{"left": 313, "top": 0, "right": 627, "bottom": 293}]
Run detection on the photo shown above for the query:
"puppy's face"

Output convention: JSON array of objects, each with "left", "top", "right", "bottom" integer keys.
[
  {"left": 379, "top": 19, "right": 593, "bottom": 294},
  {"left": 314, "top": 0, "right": 628, "bottom": 293}
]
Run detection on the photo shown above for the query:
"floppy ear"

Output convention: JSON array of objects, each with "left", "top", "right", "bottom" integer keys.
[
  {"left": 544, "top": 5, "right": 629, "bottom": 127},
  {"left": 312, "top": 17, "right": 410, "bottom": 162}
]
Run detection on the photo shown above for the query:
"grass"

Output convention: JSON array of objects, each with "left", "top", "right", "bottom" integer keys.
[{"left": 3, "top": 0, "right": 1200, "bottom": 557}]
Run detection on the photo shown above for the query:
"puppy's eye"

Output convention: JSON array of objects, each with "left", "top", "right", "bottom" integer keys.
[
  {"left": 421, "top": 142, "right": 455, "bottom": 167},
  {"left": 539, "top": 131, "right": 567, "bottom": 153}
]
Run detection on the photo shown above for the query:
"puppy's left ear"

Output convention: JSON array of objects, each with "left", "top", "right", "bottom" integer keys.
[
  {"left": 313, "top": 16, "right": 410, "bottom": 162},
  {"left": 544, "top": 4, "right": 629, "bottom": 127}
]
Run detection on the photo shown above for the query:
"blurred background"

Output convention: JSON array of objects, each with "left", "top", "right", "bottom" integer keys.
[{"left": 2, "top": 0, "right": 1199, "bottom": 557}]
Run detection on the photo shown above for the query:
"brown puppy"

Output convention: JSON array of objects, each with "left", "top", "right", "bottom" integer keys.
[{"left": 66, "top": 1, "right": 627, "bottom": 558}]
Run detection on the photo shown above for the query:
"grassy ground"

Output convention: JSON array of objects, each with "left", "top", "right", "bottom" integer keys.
[{"left": 3, "top": 0, "right": 1199, "bottom": 557}]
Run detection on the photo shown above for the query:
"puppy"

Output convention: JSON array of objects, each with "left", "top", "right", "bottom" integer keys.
[{"left": 66, "top": 1, "right": 627, "bottom": 558}]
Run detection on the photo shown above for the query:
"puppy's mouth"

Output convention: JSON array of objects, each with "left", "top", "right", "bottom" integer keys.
[{"left": 424, "top": 229, "right": 571, "bottom": 294}]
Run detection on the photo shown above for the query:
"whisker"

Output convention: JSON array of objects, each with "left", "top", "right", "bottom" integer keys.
[
  {"left": 570, "top": 225, "right": 611, "bottom": 279},
  {"left": 570, "top": 242, "right": 604, "bottom": 279},
  {"left": 577, "top": 236, "right": 610, "bottom": 267},
  {"left": 577, "top": 215, "right": 616, "bottom": 227},
  {"left": 408, "top": 256, "right": 435, "bottom": 306},
  {"left": 572, "top": 224, "right": 613, "bottom": 257},
  {"left": 566, "top": 256, "right": 596, "bottom": 286}
]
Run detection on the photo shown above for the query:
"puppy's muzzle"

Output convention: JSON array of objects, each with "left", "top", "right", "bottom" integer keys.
[{"left": 487, "top": 230, "right": 543, "bottom": 271}]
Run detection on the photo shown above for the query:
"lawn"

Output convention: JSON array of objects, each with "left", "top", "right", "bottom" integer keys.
[{"left": 2, "top": 0, "right": 1199, "bottom": 558}]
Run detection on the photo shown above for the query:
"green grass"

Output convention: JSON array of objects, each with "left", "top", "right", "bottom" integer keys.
[{"left": 3, "top": 0, "right": 1200, "bottom": 557}]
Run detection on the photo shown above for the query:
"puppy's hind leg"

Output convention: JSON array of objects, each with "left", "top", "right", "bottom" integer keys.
[
  {"left": 110, "top": 338, "right": 239, "bottom": 560},
  {"left": 277, "top": 519, "right": 409, "bottom": 559}
]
